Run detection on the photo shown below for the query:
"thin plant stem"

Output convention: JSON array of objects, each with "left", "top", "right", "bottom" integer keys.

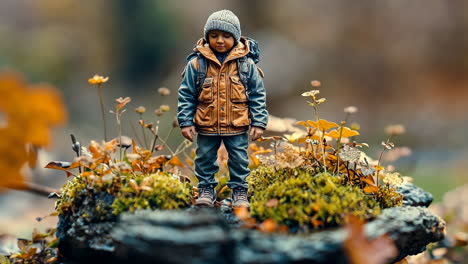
[
  {"left": 164, "top": 126, "right": 175, "bottom": 142},
  {"left": 335, "top": 121, "right": 346, "bottom": 175},
  {"left": 97, "top": 84, "right": 108, "bottom": 141},
  {"left": 376, "top": 148, "right": 387, "bottom": 187},
  {"left": 139, "top": 117, "right": 148, "bottom": 150},
  {"left": 321, "top": 130, "right": 327, "bottom": 174},
  {"left": 118, "top": 114, "right": 122, "bottom": 161},
  {"left": 156, "top": 135, "right": 175, "bottom": 156},
  {"left": 128, "top": 121, "right": 143, "bottom": 146}
]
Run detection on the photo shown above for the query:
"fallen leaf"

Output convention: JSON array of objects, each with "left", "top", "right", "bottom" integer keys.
[{"left": 344, "top": 216, "right": 397, "bottom": 264}]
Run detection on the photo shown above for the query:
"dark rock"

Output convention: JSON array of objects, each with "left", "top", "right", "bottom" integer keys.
[
  {"left": 111, "top": 206, "right": 445, "bottom": 264},
  {"left": 56, "top": 191, "right": 116, "bottom": 262},
  {"left": 365, "top": 206, "right": 445, "bottom": 262},
  {"left": 397, "top": 183, "right": 433, "bottom": 207},
  {"left": 112, "top": 208, "right": 236, "bottom": 264}
]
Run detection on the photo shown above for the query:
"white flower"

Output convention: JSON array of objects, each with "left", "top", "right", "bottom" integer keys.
[{"left": 301, "top": 90, "right": 320, "bottom": 97}]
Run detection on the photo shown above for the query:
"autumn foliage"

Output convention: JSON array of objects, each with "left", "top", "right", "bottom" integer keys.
[{"left": 0, "top": 71, "right": 66, "bottom": 191}]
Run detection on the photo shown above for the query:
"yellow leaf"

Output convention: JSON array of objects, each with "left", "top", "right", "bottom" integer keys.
[
  {"left": 168, "top": 156, "right": 184, "bottom": 167},
  {"left": 185, "top": 157, "right": 194, "bottom": 166},
  {"left": 361, "top": 175, "right": 375, "bottom": 185},
  {"left": 363, "top": 184, "right": 379, "bottom": 194},
  {"left": 374, "top": 165, "right": 384, "bottom": 171},
  {"left": 295, "top": 120, "right": 309, "bottom": 128},
  {"left": 255, "top": 136, "right": 283, "bottom": 142},
  {"left": 327, "top": 127, "right": 360, "bottom": 139},
  {"left": 308, "top": 119, "right": 339, "bottom": 131}
]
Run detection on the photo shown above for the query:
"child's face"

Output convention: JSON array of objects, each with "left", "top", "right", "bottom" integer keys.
[{"left": 207, "top": 30, "right": 235, "bottom": 53}]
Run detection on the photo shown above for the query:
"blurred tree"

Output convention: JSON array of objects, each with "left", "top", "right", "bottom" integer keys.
[{"left": 115, "top": 0, "right": 179, "bottom": 85}]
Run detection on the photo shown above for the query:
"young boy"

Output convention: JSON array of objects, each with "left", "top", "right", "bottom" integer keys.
[{"left": 177, "top": 10, "right": 268, "bottom": 208}]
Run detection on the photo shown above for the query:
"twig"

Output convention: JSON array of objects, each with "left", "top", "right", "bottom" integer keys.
[{"left": 5, "top": 182, "right": 59, "bottom": 197}]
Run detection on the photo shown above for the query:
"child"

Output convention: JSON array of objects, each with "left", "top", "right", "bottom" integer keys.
[{"left": 177, "top": 10, "right": 268, "bottom": 208}]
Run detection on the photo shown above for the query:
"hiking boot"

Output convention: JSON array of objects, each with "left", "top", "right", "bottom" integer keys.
[
  {"left": 232, "top": 187, "right": 250, "bottom": 208},
  {"left": 195, "top": 186, "right": 216, "bottom": 207}
]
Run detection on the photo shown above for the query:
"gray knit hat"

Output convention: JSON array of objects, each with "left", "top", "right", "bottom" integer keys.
[{"left": 204, "top": 10, "right": 241, "bottom": 44}]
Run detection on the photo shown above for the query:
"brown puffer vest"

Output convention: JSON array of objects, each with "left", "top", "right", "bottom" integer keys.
[{"left": 189, "top": 37, "right": 262, "bottom": 135}]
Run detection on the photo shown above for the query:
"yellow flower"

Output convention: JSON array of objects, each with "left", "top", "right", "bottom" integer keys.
[
  {"left": 135, "top": 106, "right": 146, "bottom": 114},
  {"left": 159, "top": 105, "right": 170, "bottom": 112},
  {"left": 158, "top": 87, "right": 170, "bottom": 96},
  {"left": 88, "top": 74, "right": 109, "bottom": 85},
  {"left": 301, "top": 90, "right": 320, "bottom": 97},
  {"left": 154, "top": 109, "right": 164, "bottom": 116}
]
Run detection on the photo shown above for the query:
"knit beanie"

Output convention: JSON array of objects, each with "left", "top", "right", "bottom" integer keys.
[{"left": 204, "top": 10, "right": 241, "bottom": 44}]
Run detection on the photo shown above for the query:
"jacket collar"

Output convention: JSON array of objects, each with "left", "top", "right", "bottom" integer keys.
[{"left": 194, "top": 37, "right": 250, "bottom": 67}]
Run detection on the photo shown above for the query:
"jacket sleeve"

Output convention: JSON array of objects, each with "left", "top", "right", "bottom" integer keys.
[
  {"left": 247, "top": 62, "right": 268, "bottom": 129},
  {"left": 177, "top": 59, "right": 198, "bottom": 127}
]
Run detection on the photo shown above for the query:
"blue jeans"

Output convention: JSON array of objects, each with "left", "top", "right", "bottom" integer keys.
[{"left": 195, "top": 133, "right": 249, "bottom": 189}]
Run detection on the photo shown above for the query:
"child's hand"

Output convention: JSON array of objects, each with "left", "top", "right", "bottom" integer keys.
[
  {"left": 250, "top": 126, "right": 264, "bottom": 141},
  {"left": 181, "top": 126, "right": 197, "bottom": 142}
]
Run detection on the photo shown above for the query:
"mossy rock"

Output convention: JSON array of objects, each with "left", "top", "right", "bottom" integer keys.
[
  {"left": 248, "top": 166, "right": 401, "bottom": 230},
  {"left": 55, "top": 171, "right": 193, "bottom": 259}
]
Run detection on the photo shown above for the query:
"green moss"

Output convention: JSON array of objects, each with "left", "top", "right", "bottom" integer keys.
[
  {"left": 112, "top": 173, "right": 192, "bottom": 214},
  {"left": 56, "top": 171, "right": 193, "bottom": 220},
  {"left": 249, "top": 166, "right": 382, "bottom": 229}
]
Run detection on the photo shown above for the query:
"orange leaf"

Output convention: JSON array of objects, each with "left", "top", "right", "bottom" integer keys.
[
  {"left": 363, "top": 184, "right": 379, "bottom": 194},
  {"left": 115, "top": 96, "right": 131, "bottom": 111},
  {"left": 185, "top": 157, "right": 194, "bottom": 166},
  {"left": 259, "top": 219, "right": 278, "bottom": 233},
  {"left": 361, "top": 175, "right": 375, "bottom": 185},
  {"left": 44, "top": 161, "right": 80, "bottom": 171},
  {"left": 168, "top": 156, "right": 185, "bottom": 167},
  {"left": 374, "top": 165, "right": 384, "bottom": 171},
  {"left": 327, "top": 127, "right": 360, "bottom": 139},
  {"left": 344, "top": 215, "right": 397, "bottom": 264},
  {"left": 234, "top": 206, "right": 250, "bottom": 221},
  {"left": 311, "top": 219, "right": 324, "bottom": 228},
  {"left": 308, "top": 119, "right": 339, "bottom": 131},
  {"left": 255, "top": 136, "right": 283, "bottom": 142},
  {"left": 295, "top": 120, "right": 309, "bottom": 128}
]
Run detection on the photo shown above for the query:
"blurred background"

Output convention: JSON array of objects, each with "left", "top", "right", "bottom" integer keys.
[{"left": 0, "top": 0, "right": 467, "bottom": 237}]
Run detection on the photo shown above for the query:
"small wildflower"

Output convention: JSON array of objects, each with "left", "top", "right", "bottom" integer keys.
[
  {"left": 159, "top": 105, "right": 170, "bottom": 112},
  {"left": 88, "top": 74, "right": 109, "bottom": 85},
  {"left": 344, "top": 106, "right": 358, "bottom": 114},
  {"left": 135, "top": 106, "right": 146, "bottom": 114},
  {"left": 154, "top": 109, "right": 163, "bottom": 116},
  {"left": 350, "top": 122, "right": 360, "bottom": 131},
  {"left": 339, "top": 145, "right": 361, "bottom": 162},
  {"left": 310, "top": 80, "right": 321, "bottom": 87},
  {"left": 385, "top": 124, "right": 406, "bottom": 136},
  {"left": 381, "top": 140, "right": 395, "bottom": 150},
  {"left": 316, "top": 98, "right": 326, "bottom": 104},
  {"left": 158, "top": 87, "right": 171, "bottom": 96},
  {"left": 115, "top": 97, "right": 131, "bottom": 110},
  {"left": 302, "top": 90, "right": 320, "bottom": 97},
  {"left": 382, "top": 172, "right": 404, "bottom": 186}
]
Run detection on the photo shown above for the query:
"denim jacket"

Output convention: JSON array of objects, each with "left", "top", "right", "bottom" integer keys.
[{"left": 177, "top": 37, "right": 268, "bottom": 136}]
